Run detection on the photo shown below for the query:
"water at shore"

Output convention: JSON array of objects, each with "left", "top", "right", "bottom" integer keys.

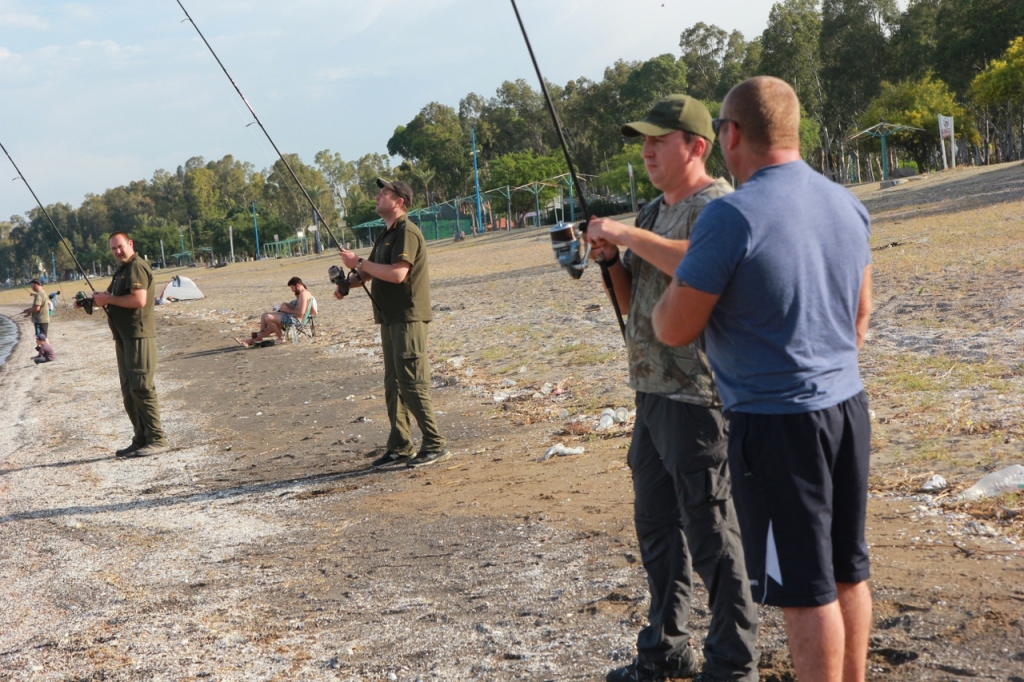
[{"left": 0, "top": 315, "right": 17, "bottom": 368}]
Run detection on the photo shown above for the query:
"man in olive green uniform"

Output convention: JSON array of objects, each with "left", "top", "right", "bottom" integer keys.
[
  {"left": 585, "top": 96, "right": 758, "bottom": 682},
  {"left": 87, "top": 232, "right": 168, "bottom": 458},
  {"left": 337, "top": 178, "right": 449, "bottom": 468},
  {"left": 23, "top": 279, "right": 49, "bottom": 337}
]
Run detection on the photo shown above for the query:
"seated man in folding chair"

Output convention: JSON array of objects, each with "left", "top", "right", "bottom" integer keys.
[{"left": 236, "top": 276, "right": 312, "bottom": 347}]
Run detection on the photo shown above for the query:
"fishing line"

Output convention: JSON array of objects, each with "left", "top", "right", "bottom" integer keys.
[
  {"left": 174, "top": 0, "right": 379, "bottom": 313},
  {"left": 0, "top": 140, "right": 98, "bottom": 295},
  {"left": 507, "top": 0, "right": 625, "bottom": 337}
]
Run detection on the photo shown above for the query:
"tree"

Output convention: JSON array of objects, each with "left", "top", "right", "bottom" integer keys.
[
  {"left": 387, "top": 102, "right": 470, "bottom": 201},
  {"left": 760, "top": 0, "right": 825, "bottom": 120},
  {"left": 970, "top": 36, "right": 1024, "bottom": 105},
  {"left": 819, "top": 0, "right": 899, "bottom": 135},
  {"left": 886, "top": 0, "right": 941, "bottom": 84},
  {"left": 260, "top": 154, "right": 336, "bottom": 231},
  {"left": 679, "top": 23, "right": 731, "bottom": 100},
  {"left": 484, "top": 151, "right": 566, "bottom": 226},
  {"left": 596, "top": 144, "right": 656, "bottom": 201},
  {"left": 860, "top": 73, "right": 977, "bottom": 170},
  {"left": 934, "top": 0, "right": 1024, "bottom": 96},
  {"left": 619, "top": 54, "right": 689, "bottom": 122}
]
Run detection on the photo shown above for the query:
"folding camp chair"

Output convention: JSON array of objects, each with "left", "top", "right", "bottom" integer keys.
[{"left": 285, "top": 296, "right": 317, "bottom": 343}]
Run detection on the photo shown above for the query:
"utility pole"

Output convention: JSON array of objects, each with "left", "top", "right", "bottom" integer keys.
[
  {"left": 251, "top": 201, "right": 261, "bottom": 260},
  {"left": 160, "top": 239, "right": 166, "bottom": 268},
  {"left": 187, "top": 217, "right": 196, "bottom": 264},
  {"left": 228, "top": 225, "right": 235, "bottom": 263},
  {"left": 472, "top": 126, "right": 484, "bottom": 233}
]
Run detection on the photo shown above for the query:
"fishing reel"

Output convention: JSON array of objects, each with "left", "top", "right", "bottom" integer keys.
[
  {"left": 549, "top": 222, "right": 591, "bottom": 280},
  {"left": 74, "top": 291, "right": 95, "bottom": 315},
  {"left": 328, "top": 265, "right": 351, "bottom": 297}
]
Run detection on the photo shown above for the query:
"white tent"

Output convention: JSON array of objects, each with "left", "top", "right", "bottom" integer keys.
[{"left": 157, "top": 275, "right": 205, "bottom": 303}]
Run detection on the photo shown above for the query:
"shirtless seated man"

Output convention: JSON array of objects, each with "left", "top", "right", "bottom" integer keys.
[{"left": 236, "top": 277, "right": 311, "bottom": 347}]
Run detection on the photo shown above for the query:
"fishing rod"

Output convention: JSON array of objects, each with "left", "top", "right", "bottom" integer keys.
[
  {"left": 174, "top": 0, "right": 379, "bottom": 312},
  {"left": 508, "top": 0, "right": 625, "bottom": 337},
  {"left": 0, "top": 139, "right": 99, "bottom": 298}
]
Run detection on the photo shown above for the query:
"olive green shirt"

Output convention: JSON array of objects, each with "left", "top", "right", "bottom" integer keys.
[
  {"left": 31, "top": 290, "right": 47, "bottom": 325},
  {"left": 105, "top": 254, "right": 156, "bottom": 339},
  {"left": 622, "top": 179, "right": 733, "bottom": 405},
  {"left": 368, "top": 214, "right": 433, "bottom": 325}
]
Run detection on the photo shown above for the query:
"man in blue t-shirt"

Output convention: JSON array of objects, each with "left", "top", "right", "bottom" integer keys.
[{"left": 652, "top": 76, "right": 873, "bottom": 682}]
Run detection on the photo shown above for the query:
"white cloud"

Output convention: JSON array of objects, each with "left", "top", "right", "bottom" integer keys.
[
  {"left": 75, "top": 39, "right": 140, "bottom": 57},
  {"left": 0, "top": 11, "right": 48, "bottom": 30},
  {"left": 321, "top": 66, "right": 366, "bottom": 81}
]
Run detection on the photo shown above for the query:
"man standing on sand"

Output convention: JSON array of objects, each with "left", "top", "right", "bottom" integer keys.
[
  {"left": 654, "top": 76, "right": 873, "bottom": 682},
  {"left": 23, "top": 279, "right": 49, "bottom": 337},
  {"left": 83, "top": 232, "right": 169, "bottom": 459},
  {"left": 336, "top": 178, "right": 449, "bottom": 469},
  {"left": 585, "top": 95, "right": 759, "bottom": 682}
]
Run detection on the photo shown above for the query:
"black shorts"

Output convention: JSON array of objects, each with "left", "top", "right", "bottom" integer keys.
[{"left": 727, "top": 391, "right": 871, "bottom": 607}]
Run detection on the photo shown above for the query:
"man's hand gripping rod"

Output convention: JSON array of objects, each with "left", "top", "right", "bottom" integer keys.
[{"left": 507, "top": 0, "right": 625, "bottom": 338}]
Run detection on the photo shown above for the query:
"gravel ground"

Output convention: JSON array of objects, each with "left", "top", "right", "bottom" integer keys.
[{"left": 1, "top": 162, "right": 1023, "bottom": 681}]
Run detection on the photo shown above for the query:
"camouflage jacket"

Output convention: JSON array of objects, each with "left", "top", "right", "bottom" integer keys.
[{"left": 623, "top": 179, "right": 732, "bottom": 404}]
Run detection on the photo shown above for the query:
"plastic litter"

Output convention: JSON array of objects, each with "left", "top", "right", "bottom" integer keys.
[
  {"left": 921, "top": 474, "right": 947, "bottom": 491},
  {"left": 539, "top": 443, "right": 585, "bottom": 462},
  {"left": 958, "top": 464, "right": 1024, "bottom": 501}
]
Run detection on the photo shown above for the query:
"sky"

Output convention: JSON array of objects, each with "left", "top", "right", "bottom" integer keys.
[{"left": 0, "top": 0, "right": 781, "bottom": 220}]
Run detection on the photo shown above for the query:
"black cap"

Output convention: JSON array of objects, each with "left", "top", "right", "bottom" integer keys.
[
  {"left": 376, "top": 178, "right": 413, "bottom": 208},
  {"left": 29, "top": 278, "right": 42, "bottom": 286}
]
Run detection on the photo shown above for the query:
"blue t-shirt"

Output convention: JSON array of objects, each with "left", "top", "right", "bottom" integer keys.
[{"left": 675, "top": 161, "right": 870, "bottom": 414}]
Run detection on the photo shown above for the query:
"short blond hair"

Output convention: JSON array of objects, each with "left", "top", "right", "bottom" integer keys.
[{"left": 724, "top": 76, "right": 801, "bottom": 154}]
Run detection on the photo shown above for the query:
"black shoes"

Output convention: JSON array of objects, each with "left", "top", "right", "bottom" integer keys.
[
  {"left": 372, "top": 449, "right": 452, "bottom": 468},
  {"left": 115, "top": 443, "right": 143, "bottom": 457},
  {"left": 406, "top": 449, "right": 452, "bottom": 468},
  {"left": 371, "top": 451, "right": 412, "bottom": 467},
  {"left": 606, "top": 646, "right": 698, "bottom": 681},
  {"left": 116, "top": 442, "right": 169, "bottom": 458}
]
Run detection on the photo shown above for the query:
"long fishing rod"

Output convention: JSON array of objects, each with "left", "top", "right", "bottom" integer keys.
[
  {"left": 174, "top": 0, "right": 379, "bottom": 312},
  {"left": 0, "top": 140, "right": 98, "bottom": 295},
  {"left": 507, "top": 0, "right": 625, "bottom": 337}
]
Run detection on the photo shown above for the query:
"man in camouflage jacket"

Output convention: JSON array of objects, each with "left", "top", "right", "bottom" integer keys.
[{"left": 586, "top": 95, "right": 758, "bottom": 682}]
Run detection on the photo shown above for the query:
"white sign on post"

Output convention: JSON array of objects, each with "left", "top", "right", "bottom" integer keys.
[{"left": 938, "top": 115, "right": 956, "bottom": 169}]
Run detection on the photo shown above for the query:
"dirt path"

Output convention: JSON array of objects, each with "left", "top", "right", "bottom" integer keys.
[{"left": 1, "top": 163, "right": 1023, "bottom": 681}]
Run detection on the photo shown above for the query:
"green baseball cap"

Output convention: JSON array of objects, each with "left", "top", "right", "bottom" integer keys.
[{"left": 621, "top": 94, "right": 715, "bottom": 142}]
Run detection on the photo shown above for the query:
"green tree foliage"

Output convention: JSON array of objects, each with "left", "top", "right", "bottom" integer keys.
[
  {"left": 860, "top": 73, "right": 977, "bottom": 170},
  {"left": 886, "top": 0, "right": 941, "bottom": 83},
  {"left": 0, "top": 153, "right": 338, "bottom": 277},
  {"left": 387, "top": 102, "right": 470, "bottom": 200},
  {"left": 619, "top": 54, "right": 689, "bottom": 122},
  {"left": 970, "top": 36, "right": 1024, "bottom": 105},
  {"left": 934, "top": 0, "right": 1024, "bottom": 95},
  {"left": 484, "top": 151, "right": 566, "bottom": 226},
  {"left": 680, "top": 23, "right": 758, "bottom": 101},
  {"left": 760, "top": 0, "right": 825, "bottom": 121},
  {"left": 820, "top": 0, "right": 899, "bottom": 135},
  {"left": 596, "top": 145, "right": 656, "bottom": 201}
]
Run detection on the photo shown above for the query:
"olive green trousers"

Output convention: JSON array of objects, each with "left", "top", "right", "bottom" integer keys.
[
  {"left": 114, "top": 336, "right": 167, "bottom": 447},
  {"left": 380, "top": 321, "right": 446, "bottom": 455}
]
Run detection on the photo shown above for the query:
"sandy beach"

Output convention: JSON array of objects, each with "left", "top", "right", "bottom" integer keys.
[{"left": 1, "top": 163, "right": 1023, "bottom": 681}]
